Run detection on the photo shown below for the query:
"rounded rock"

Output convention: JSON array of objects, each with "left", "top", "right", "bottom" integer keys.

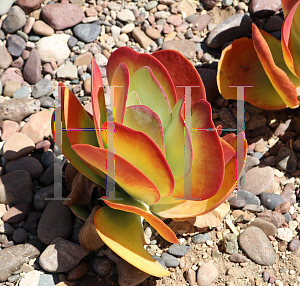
[
  {"left": 13, "top": 228, "right": 27, "bottom": 244},
  {"left": 37, "top": 200, "right": 73, "bottom": 245},
  {"left": 3, "top": 133, "right": 35, "bottom": 160},
  {"left": 2, "top": 6, "right": 26, "bottom": 34},
  {"left": 32, "top": 20, "right": 54, "bottom": 36},
  {"left": 7, "top": 35, "right": 26, "bottom": 58},
  {"left": 2, "top": 204, "right": 29, "bottom": 224},
  {"left": 197, "top": 262, "right": 218, "bottom": 286}
]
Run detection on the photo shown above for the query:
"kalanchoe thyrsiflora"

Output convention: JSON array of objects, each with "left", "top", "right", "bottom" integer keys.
[
  {"left": 217, "top": 0, "right": 300, "bottom": 110},
  {"left": 52, "top": 47, "right": 246, "bottom": 277}
]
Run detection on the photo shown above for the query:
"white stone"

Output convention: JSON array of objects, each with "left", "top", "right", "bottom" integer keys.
[
  {"left": 121, "top": 23, "right": 135, "bottom": 33},
  {"left": 0, "top": 0, "right": 14, "bottom": 16},
  {"left": 56, "top": 65, "right": 78, "bottom": 79},
  {"left": 277, "top": 228, "right": 293, "bottom": 242},
  {"left": 19, "top": 270, "right": 41, "bottom": 286},
  {"left": 94, "top": 53, "right": 108, "bottom": 66},
  {"left": 36, "top": 34, "right": 70, "bottom": 63},
  {"left": 116, "top": 9, "right": 135, "bottom": 22}
]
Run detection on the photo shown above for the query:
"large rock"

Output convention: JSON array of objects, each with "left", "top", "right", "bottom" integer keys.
[
  {"left": 249, "top": 0, "right": 282, "bottom": 17},
  {"left": 73, "top": 23, "right": 101, "bottom": 43},
  {"left": 162, "top": 39, "right": 195, "bottom": 59},
  {"left": 0, "top": 0, "right": 14, "bottom": 16},
  {"left": 36, "top": 34, "right": 70, "bottom": 63},
  {"left": 37, "top": 200, "right": 73, "bottom": 245},
  {"left": 0, "top": 98, "right": 40, "bottom": 125},
  {"left": 2, "top": 6, "right": 26, "bottom": 34},
  {"left": 238, "top": 226, "right": 276, "bottom": 265},
  {"left": 39, "top": 238, "right": 89, "bottom": 272},
  {"left": 206, "top": 14, "right": 252, "bottom": 48},
  {"left": 23, "top": 49, "right": 42, "bottom": 84},
  {"left": 20, "top": 110, "right": 53, "bottom": 144},
  {"left": 0, "top": 170, "right": 33, "bottom": 206},
  {"left": 0, "top": 244, "right": 40, "bottom": 282},
  {"left": 41, "top": 3, "right": 84, "bottom": 30}
]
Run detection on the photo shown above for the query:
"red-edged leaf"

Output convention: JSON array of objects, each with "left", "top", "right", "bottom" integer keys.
[
  {"left": 106, "top": 47, "right": 177, "bottom": 109},
  {"left": 71, "top": 144, "right": 161, "bottom": 205},
  {"left": 101, "top": 121, "right": 174, "bottom": 197},
  {"left": 152, "top": 49, "right": 206, "bottom": 104}
]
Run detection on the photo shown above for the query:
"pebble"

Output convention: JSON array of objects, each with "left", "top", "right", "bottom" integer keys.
[
  {"left": 2, "top": 204, "right": 29, "bottom": 224},
  {"left": 0, "top": 170, "right": 33, "bottom": 205},
  {"left": 260, "top": 192, "right": 284, "bottom": 211},
  {"left": 1, "top": 67, "right": 24, "bottom": 86},
  {"left": 5, "top": 156, "right": 44, "bottom": 180},
  {"left": 74, "top": 52, "right": 93, "bottom": 66},
  {"left": 275, "top": 146, "right": 298, "bottom": 172},
  {"left": 2, "top": 6, "right": 26, "bottom": 34},
  {"left": 145, "top": 27, "right": 161, "bottom": 40},
  {"left": 7, "top": 35, "right": 26, "bottom": 58},
  {"left": 228, "top": 195, "right": 246, "bottom": 209},
  {"left": 0, "top": 0, "right": 14, "bottom": 16},
  {"left": 36, "top": 34, "right": 70, "bottom": 63},
  {"left": 229, "top": 253, "right": 247, "bottom": 263},
  {"left": 192, "top": 233, "right": 211, "bottom": 244},
  {"left": 258, "top": 211, "right": 285, "bottom": 228},
  {"left": 250, "top": 218, "right": 277, "bottom": 237},
  {"left": 91, "top": 256, "right": 115, "bottom": 276},
  {"left": 244, "top": 166, "right": 274, "bottom": 195},
  {"left": 57, "top": 65, "right": 78, "bottom": 79},
  {"left": 39, "top": 237, "right": 89, "bottom": 272},
  {"left": 20, "top": 110, "right": 53, "bottom": 144},
  {"left": 32, "top": 21, "right": 54, "bottom": 36},
  {"left": 3, "top": 81, "right": 21, "bottom": 98},
  {"left": 3, "top": 132, "right": 35, "bottom": 160},
  {"left": 223, "top": 234, "right": 238, "bottom": 254},
  {"left": 145, "top": 1, "right": 158, "bottom": 10},
  {"left": 34, "top": 184, "right": 59, "bottom": 210},
  {"left": 67, "top": 261, "right": 90, "bottom": 281},
  {"left": 12, "top": 228, "right": 27, "bottom": 244},
  {"left": 37, "top": 200, "right": 72, "bottom": 245},
  {"left": 0, "top": 46, "right": 13, "bottom": 69},
  {"left": 41, "top": 151, "right": 55, "bottom": 168},
  {"left": 132, "top": 27, "right": 154, "bottom": 50},
  {"left": 23, "top": 211, "right": 41, "bottom": 233},
  {"left": 13, "top": 86, "right": 31, "bottom": 98},
  {"left": 73, "top": 23, "right": 101, "bottom": 43},
  {"left": 41, "top": 3, "right": 85, "bottom": 30},
  {"left": 32, "top": 78, "right": 52, "bottom": 99},
  {"left": 0, "top": 244, "right": 40, "bottom": 282},
  {"left": 162, "top": 39, "right": 195, "bottom": 59},
  {"left": 0, "top": 223, "right": 15, "bottom": 235},
  {"left": 168, "top": 243, "right": 190, "bottom": 257},
  {"left": 238, "top": 226, "right": 276, "bottom": 265},
  {"left": 274, "top": 201, "right": 291, "bottom": 214},
  {"left": 192, "top": 14, "right": 211, "bottom": 31},
  {"left": 161, "top": 253, "right": 180, "bottom": 267},
  {"left": 249, "top": 0, "right": 282, "bottom": 17},
  {"left": 117, "top": 9, "right": 135, "bottom": 22},
  {"left": 236, "top": 190, "right": 261, "bottom": 206},
  {"left": 19, "top": 270, "right": 40, "bottom": 286},
  {"left": 197, "top": 262, "right": 218, "bottom": 286},
  {"left": 277, "top": 228, "right": 293, "bottom": 242},
  {"left": 288, "top": 238, "right": 300, "bottom": 251}
]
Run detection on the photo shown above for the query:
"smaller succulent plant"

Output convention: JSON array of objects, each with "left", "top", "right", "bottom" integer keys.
[
  {"left": 217, "top": 0, "right": 300, "bottom": 110},
  {"left": 52, "top": 47, "right": 246, "bottom": 277}
]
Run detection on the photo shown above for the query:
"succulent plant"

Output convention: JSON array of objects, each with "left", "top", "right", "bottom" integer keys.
[
  {"left": 217, "top": 0, "right": 300, "bottom": 110},
  {"left": 52, "top": 47, "right": 246, "bottom": 277}
]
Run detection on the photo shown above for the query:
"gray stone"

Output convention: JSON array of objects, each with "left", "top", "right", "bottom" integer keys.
[
  {"left": 0, "top": 170, "right": 33, "bottom": 205},
  {"left": 260, "top": 192, "right": 284, "bottom": 211},
  {"left": 39, "top": 162, "right": 61, "bottom": 186},
  {"left": 223, "top": 233, "right": 238, "bottom": 254},
  {"left": 2, "top": 6, "right": 26, "bottom": 34},
  {"left": 167, "top": 243, "right": 190, "bottom": 257},
  {"left": 206, "top": 14, "right": 252, "bottom": 48},
  {"left": 239, "top": 226, "right": 276, "bottom": 265},
  {"left": 7, "top": 35, "right": 26, "bottom": 57},
  {"left": 0, "top": 244, "right": 40, "bottom": 282},
  {"left": 161, "top": 253, "right": 179, "bottom": 267},
  {"left": 91, "top": 256, "right": 115, "bottom": 276},
  {"left": 37, "top": 274, "right": 60, "bottom": 286},
  {"left": 145, "top": 1, "right": 158, "bottom": 10},
  {"left": 244, "top": 155, "right": 260, "bottom": 173},
  {"left": 34, "top": 184, "right": 62, "bottom": 210},
  {"left": 229, "top": 253, "right": 247, "bottom": 263},
  {"left": 13, "top": 86, "right": 31, "bottom": 98},
  {"left": 39, "top": 237, "right": 89, "bottom": 273},
  {"left": 236, "top": 190, "right": 261, "bottom": 206},
  {"left": 192, "top": 233, "right": 211, "bottom": 244},
  {"left": 73, "top": 23, "right": 101, "bottom": 43},
  {"left": 37, "top": 200, "right": 73, "bottom": 245},
  {"left": 39, "top": 96, "right": 55, "bottom": 108},
  {"left": 32, "top": 78, "right": 52, "bottom": 99},
  {"left": 0, "top": 98, "right": 40, "bottom": 124}
]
